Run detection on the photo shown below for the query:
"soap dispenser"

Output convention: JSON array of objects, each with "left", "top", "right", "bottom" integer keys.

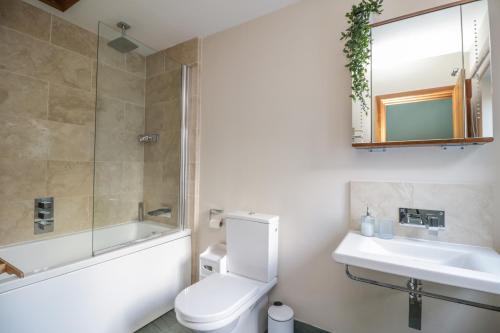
[{"left": 361, "top": 207, "right": 375, "bottom": 237}]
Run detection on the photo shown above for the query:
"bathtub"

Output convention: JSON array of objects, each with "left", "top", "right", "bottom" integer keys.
[{"left": 0, "top": 221, "right": 191, "bottom": 333}]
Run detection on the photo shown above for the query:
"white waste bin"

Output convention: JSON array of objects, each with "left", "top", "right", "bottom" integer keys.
[{"left": 268, "top": 301, "right": 294, "bottom": 333}]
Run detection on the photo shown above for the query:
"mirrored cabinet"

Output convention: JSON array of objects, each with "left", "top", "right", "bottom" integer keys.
[{"left": 352, "top": 0, "right": 494, "bottom": 149}]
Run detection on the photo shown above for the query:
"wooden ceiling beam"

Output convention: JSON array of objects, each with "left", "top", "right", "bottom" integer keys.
[{"left": 38, "top": 0, "right": 80, "bottom": 12}]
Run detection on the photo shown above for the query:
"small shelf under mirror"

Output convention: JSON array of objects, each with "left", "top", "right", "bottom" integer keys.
[{"left": 352, "top": 137, "right": 493, "bottom": 149}]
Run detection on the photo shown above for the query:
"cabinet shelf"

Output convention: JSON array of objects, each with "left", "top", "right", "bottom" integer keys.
[{"left": 352, "top": 137, "right": 494, "bottom": 149}]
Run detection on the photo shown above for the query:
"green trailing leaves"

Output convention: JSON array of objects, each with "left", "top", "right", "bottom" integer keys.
[{"left": 341, "top": 0, "right": 383, "bottom": 116}]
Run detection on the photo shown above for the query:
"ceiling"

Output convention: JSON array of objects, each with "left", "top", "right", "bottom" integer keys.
[{"left": 23, "top": 0, "right": 300, "bottom": 50}]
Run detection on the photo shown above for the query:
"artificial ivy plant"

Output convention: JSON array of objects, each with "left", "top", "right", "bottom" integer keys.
[{"left": 341, "top": 0, "right": 383, "bottom": 116}]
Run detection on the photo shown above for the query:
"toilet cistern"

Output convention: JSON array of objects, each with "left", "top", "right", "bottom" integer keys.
[{"left": 175, "top": 211, "right": 279, "bottom": 333}]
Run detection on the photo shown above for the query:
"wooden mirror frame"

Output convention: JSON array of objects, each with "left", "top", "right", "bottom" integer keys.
[
  {"left": 352, "top": 0, "right": 494, "bottom": 149},
  {"left": 38, "top": 0, "right": 80, "bottom": 12},
  {"left": 375, "top": 71, "right": 465, "bottom": 142}
]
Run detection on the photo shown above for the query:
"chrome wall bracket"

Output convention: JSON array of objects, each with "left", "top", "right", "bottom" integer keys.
[
  {"left": 408, "top": 278, "right": 422, "bottom": 330},
  {"left": 345, "top": 265, "right": 500, "bottom": 331}
]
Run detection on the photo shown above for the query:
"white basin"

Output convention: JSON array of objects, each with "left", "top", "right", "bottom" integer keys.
[{"left": 333, "top": 232, "right": 500, "bottom": 294}]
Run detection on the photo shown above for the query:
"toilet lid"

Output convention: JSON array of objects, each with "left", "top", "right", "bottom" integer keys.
[{"left": 175, "top": 273, "right": 260, "bottom": 323}]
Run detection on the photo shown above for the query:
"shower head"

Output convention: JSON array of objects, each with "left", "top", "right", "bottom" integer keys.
[{"left": 107, "top": 21, "right": 138, "bottom": 53}]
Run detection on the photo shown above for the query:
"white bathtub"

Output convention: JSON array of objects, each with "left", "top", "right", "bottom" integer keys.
[{"left": 0, "top": 221, "right": 191, "bottom": 333}]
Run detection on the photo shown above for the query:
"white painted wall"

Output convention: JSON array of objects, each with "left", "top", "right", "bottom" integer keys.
[{"left": 199, "top": 0, "right": 500, "bottom": 332}]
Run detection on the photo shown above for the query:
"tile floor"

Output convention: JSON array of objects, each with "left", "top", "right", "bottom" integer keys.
[
  {"left": 136, "top": 310, "right": 191, "bottom": 333},
  {"left": 136, "top": 310, "right": 330, "bottom": 333}
]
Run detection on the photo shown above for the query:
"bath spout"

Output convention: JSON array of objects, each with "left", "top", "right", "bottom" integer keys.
[{"left": 147, "top": 207, "right": 172, "bottom": 218}]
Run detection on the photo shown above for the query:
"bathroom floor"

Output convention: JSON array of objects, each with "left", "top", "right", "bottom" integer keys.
[
  {"left": 136, "top": 310, "right": 191, "bottom": 333},
  {"left": 136, "top": 310, "right": 330, "bottom": 333}
]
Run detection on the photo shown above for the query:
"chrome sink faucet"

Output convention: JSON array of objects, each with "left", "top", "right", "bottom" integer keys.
[{"left": 399, "top": 208, "right": 445, "bottom": 232}]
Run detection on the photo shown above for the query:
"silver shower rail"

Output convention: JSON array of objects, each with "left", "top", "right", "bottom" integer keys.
[
  {"left": 345, "top": 265, "right": 500, "bottom": 312},
  {"left": 178, "top": 64, "right": 189, "bottom": 231}
]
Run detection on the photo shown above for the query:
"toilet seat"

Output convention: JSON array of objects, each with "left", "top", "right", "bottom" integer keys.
[
  {"left": 175, "top": 273, "right": 277, "bottom": 332},
  {"left": 175, "top": 273, "right": 260, "bottom": 323}
]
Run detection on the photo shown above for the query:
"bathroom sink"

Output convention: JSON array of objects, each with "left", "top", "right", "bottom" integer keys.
[{"left": 333, "top": 232, "right": 500, "bottom": 294}]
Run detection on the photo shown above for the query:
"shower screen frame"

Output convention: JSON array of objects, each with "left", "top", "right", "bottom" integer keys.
[{"left": 92, "top": 21, "right": 190, "bottom": 254}]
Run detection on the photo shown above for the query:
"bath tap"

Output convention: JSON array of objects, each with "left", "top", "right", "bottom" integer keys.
[
  {"left": 138, "top": 202, "right": 144, "bottom": 222},
  {"left": 147, "top": 207, "right": 172, "bottom": 218}
]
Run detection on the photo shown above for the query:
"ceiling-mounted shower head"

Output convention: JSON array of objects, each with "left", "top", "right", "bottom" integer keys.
[
  {"left": 117, "top": 21, "right": 131, "bottom": 32},
  {"left": 107, "top": 21, "right": 138, "bottom": 53}
]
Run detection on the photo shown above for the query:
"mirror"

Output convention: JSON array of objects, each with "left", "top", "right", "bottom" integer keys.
[{"left": 352, "top": 0, "right": 493, "bottom": 146}]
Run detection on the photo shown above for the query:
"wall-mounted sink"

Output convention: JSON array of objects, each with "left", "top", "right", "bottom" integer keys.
[{"left": 333, "top": 232, "right": 500, "bottom": 295}]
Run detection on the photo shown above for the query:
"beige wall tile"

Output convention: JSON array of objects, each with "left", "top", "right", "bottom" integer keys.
[
  {"left": 48, "top": 121, "right": 92, "bottom": 161},
  {"left": 49, "top": 84, "right": 95, "bottom": 126},
  {"left": 95, "top": 129, "right": 125, "bottom": 162},
  {"left": 122, "top": 162, "right": 144, "bottom": 193},
  {"left": 146, "top": 69, "right": 181, "bottom": 105},
  {"left": 144, "top": 129, "right": 176, "bottom": 162},
  {"left": 96, "top": 96, "right": 124, "bottom": 131},
  {"left": 94, "top": 161, "right": 122, "bottom": 195},
  {"left": 126, "top": 52, "right": 146, "bottom": 77},
  {"left": 146, "top": 51, "right": 164, "bottom": 77},
  {"left": 164, "top": 38, "right": 199, "bottom": 65},
  {"left": 0, "top": 159, "right": 47, "bottom": 201},
  {"left": 93, "top": 194, "right": 121, "bottom": 227},
  {"left": 412, "top": 183, "right": 494, "bottom": 246},
  {"left": 163, "top": 147, "right": 180, "bottom": 180},
  {"left": 121, "top": 129, "right": 144, "bottom": 162},
  {"left": 161, "top": 172, "right": 179, "bottom": 199},
  {"left": 0, "top": 26, "right": 91, "bottom": 90},
  {"left": 95, "top": 127, "right": 143, "bottom": 163},
  {"left": 54, "top": 195, "right": 91, "bottom": 233},
  {"left": 189, "top": 64, "right": 199, "bottom": 97},
  {"left": 0, "top": 0, "right": 50, "bottom": 41},
  {"left": 97, "top": 64, "right": 145, "bottom": 105},
  {"left": 124, "top": 103, "right": 145, "bottom": 134},
  {"left": 91, "top": 60, "right": 97, "bottom": 90},
  {"left": 47, "top": 160, "right": 92, "bottom": 197},
  {"left": 51, "top": 16, "right": 97, "bottom": 59},
  {"left": 98, "top": 37, "right": 125, "bottom": 70},
  {"left": 0, "top": 70, "right": 48, "bottom": 119},
  {"left": 165, "top": 55, "right": 181, "bottom": 73},
  {"left": 94, "top": 192, "right": 142, "bottom": 226},
  {"left": 145, "top": 99, "right": 180, "bottom": 132},
  {"left": 145, "top": 102, "right": 167, "bottom": 132},
  {"left": 143, "top": 162, "right": 163, "bottom": 195},
  {"left": 0, "top": 199, "right": 34, "bottom": 245},
  {"left": 350, "top": 181, "right": 495, "bottom": 247},
  {"left": 0, "top": 115, "right": 49, "bottom": 160},
  {"left": 119, "top": 191, "right": 143, "bottom": 222}
]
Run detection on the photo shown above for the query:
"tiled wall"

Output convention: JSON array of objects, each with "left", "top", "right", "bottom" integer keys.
[
  {"left": 350, "top": 181, "right": 494, "bottom": 247},
  {"left": 144, "top": 39, "right": 202, "bottom": 280},
  {"left": 0, "top": 1, "right": 200, "bottom": 252},
  {"left": 93, "top": 29, "right": 147, "bottom": 228},
  {"left": 0, "top": 0, "right": 95, "bottom": 245},
  {"left": 143, "top": 50, "right": 182, "bottom": 226}
]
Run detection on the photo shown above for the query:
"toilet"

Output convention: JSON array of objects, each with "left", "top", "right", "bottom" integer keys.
[{"left": 175, "top": 211, "right": 279, "bottom": 333}]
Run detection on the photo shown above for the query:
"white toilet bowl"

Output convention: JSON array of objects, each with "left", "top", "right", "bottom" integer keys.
[{"left": 175, "top": 273, "right": 277, "bottom": 333}]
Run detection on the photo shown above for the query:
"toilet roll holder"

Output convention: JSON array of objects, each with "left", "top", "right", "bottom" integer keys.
[{"left": 209, "top": 209, "right": 225, "bottom": 228}]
